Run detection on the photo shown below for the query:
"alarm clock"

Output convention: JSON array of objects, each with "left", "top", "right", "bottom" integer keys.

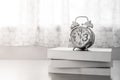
[{"left": 70, "top": 16, "right": 95, "bottom": 51}]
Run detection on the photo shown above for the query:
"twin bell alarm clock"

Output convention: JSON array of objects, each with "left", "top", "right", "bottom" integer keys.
[{"left": 70, "top": 16, "right": 95, "bottom": 51}]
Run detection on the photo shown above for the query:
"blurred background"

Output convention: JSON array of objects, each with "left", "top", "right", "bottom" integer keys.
[
  {"left": 0, "top": 0, "right": 119, "bottom": 48},
  {"left": 0, "top": 0, "right": 119, "bottom": 80}
]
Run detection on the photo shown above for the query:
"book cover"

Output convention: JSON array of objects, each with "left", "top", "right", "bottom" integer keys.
[
  {"left": 50, "top": 60, "right": 111, "bottom": 68},
  {"left": 48, "top": 47, "right": 112, "bottom": 62},
  {"left": 50, "top": 74, "right": 111, "bottom": 80},
  {"left": 49, "top": 67, "right": 110, "bottom": 76}
]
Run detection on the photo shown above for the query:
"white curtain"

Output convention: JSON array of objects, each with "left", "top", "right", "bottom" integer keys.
[
  {"left": 0, "top": 0, "right": 119, "bottom": 47},
  {"left": 37, "top": 0, "right": 70, "bottom": 47},
  {"left": 112, "top": 0, "right": 120, "bottom": 47},
  {"left": 37, "top": 0, "right": 118, "bottom": 48}
]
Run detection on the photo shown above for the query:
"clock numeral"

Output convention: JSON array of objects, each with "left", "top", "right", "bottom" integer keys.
[{"left": 82, "top": 34, "right": 88, "bottom": 41}]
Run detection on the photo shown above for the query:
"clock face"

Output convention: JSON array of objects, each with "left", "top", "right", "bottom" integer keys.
[{"left": 70, "top": 27, "right": 90, "bottom": 47}]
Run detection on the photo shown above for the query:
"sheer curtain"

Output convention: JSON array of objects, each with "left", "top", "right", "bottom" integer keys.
[
  {"left": 68, "top": 0, "right": 114, "bottom": 48},
  {"left": 37, "top": 0, "right": 119, "bottom": 48},
  {"left": 21, "top": 0, "right": 120, "bottom": 47},
  {"left": 0, "top": 0, "right": 119, "bottom": 47},
  {"left": 112, "top": 0, "right": 120, "bottom": 47},
  {"left": 37, "top": 0, "right": 70, "bottom": 47}
]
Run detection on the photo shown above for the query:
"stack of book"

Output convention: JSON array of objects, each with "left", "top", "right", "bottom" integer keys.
[{"left": 48, "top": 47, "right": 112, "bottom": 80}]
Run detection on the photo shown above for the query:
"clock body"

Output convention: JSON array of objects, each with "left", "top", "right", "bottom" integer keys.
[{"left": 70, "top": 16, "right": 95, "bottom": 50}]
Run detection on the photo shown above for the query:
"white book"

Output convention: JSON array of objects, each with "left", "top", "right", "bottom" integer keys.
[
  {"left": 50, "top": 74, "right": 111, "bottom": 80},
  {"left": 50, "top": 60, "right": 111, "bottom": 68},
  {"left": 48, "top": 47, "right": 112, "bottom": 62},
  {"left": 49, "top": 67, "right": 110, "bottom": 76}
]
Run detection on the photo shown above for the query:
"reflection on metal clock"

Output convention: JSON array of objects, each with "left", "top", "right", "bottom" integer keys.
[
  {"left": 71, "top": 27, "right": 90, "bottom": 47},
  {"left": 70, "top": 16, "right": 95, "bottom": 51}
]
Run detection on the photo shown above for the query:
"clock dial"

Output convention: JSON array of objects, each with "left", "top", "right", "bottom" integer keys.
[
  {"left": 71, "top": 27, "right": 90, "bottom": 47},
  {"left": 70, "top": 16, "right": 95, "bottom": 50}
]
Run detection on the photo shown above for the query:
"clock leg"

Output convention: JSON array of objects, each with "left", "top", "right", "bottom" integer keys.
[
  {"left": 73, "top": 47, "right": 88, "bottom": 51},
  {"left": 80, "top": 47, "right": 88, "bottom": 51},
  {"left": 73, "top": 47, "right": 76, "bottom": 51}
]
